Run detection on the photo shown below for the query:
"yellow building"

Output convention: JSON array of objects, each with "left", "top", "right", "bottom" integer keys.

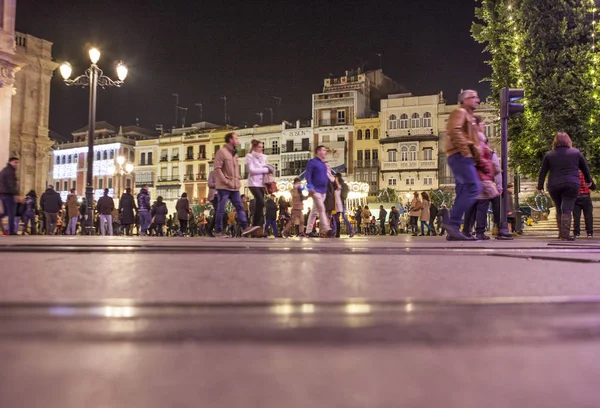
[{"left": 352, "top": 115, "right": 380, "bottom": 195}]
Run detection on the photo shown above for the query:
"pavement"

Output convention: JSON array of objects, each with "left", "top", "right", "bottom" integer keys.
[{"left": 2, "top": 235, "right": 600, "bottom": 407}]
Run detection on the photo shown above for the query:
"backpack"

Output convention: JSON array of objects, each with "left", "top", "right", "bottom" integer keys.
[{"left": 341, "top": 182, "right": 349, "bottom": 201}]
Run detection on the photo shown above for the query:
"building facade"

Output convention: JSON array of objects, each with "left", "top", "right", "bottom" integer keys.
[
  {"left": 50, "top": 122, "right": 158, "bottom": 201},
  {"left": 9, "top": 32, "right": 57, "bottom": 194},
  {"left": 352, "top": 115, "right": 380, "bottom": 194}
]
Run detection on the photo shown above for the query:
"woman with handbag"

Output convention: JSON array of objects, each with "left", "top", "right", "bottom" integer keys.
[{"left": 246, "top": 139, "right": 270, "bottom": 230}]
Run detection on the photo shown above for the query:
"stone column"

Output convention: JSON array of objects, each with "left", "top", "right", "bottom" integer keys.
[{"left": 0, "top": 0, "right": 19, "bottom": 166}]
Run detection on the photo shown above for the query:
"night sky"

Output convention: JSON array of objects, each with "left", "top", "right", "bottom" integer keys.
[{"left": 16, "top": 0, "right": 490, "bottom": 139}]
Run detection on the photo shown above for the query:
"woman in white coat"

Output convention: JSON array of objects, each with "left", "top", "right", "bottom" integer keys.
[{"left": 246, "top": 139, "right": 271, "bottom": 228}]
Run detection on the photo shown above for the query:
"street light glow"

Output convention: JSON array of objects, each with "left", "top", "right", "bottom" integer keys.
[
  {"left": 89, "top": 48, "right": 101, "bottom": 64},
  {"left": 59, "top": 62, "right": 72, "bottom": 80},
  {"left": 117, "top": 155, "right": 125, "bottom": 165},
  {"left": 116, "top": 62, "right": 128, "bottom": 81},
  {"left": 125, "top": 163, "right": 134, "bottom": 173}
]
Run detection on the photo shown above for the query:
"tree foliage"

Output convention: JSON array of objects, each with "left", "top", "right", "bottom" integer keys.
[{"left": 472, "top": 0, "right": 600, "bottom": 177}]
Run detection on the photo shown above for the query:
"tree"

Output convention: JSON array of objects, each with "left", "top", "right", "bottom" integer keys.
[{"left": 472, "top": 0, "right": 600, "bottom": 177}]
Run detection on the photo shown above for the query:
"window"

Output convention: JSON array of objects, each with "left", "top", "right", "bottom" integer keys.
[
  {"left": 108, "top": 178, "right": 113, "bottom": 189},
  {"left": 67, "top": 155, "right": 72, "bottom": 164},
  {"left": 365, "top": 150, "right": 371, "bottom": 161},
  {"left": 322, "top": 135, "right": 330, "bottom": 142},
  {"left": 55, "top": 156, "right": 60, "bottom": 165},
  {"left": 409, "top": 145, "right": 417, "bottom": 161},
  {"left": 373, "top": 129, "right": 379, "bottom": 139},
  {"left": 130, "top": 151, "right": 134, "bottom": 162},
  {"left": 103, "top": 151, "right": 108, "bottom": 160},
  {"left": 55, "top": 182, "right": 59, "bottom": 190},
  {"left": 187, "top": 146, "right": 194, "bottom": 158},
  {"left": 372, "top": 149, "right": 378, "bottom": 161},
  {"left": 61, "top": 156, "right": 66, "bottom": 164},
  {"left": 405, "top": 177, "right": 415, "bottom": 186},
  {"left": 63, "top": 181, "right": 68, "bottom": 191},
  {"left": 365, "top": 129, "right": 371, "bottom": 140},
  {"left": 272, "top": 140, "right": 279, "bottom": 154},
  {"left": 126, "top": 179, "right": 131, "bottom": 188},
  {"left": 337, "top": 110, "right": 346, "bottom": 124},
  {"left": 357, "top": 130, "right": 363, "bottom": 140},
  {"left": 73, "top": 154, "right": 78, "bottom": 163},
  {"left": 357, "top": 150, "right": 363, "bottom": 162},
  {"left": 98, "top": 179, "right": 104, "bottom": 189},
  {"left": 423, "top": 148, "right": 433, "bottom": 161},
  {"left": 161, "top": 167, "right": 167, "bottom": 178},
  {"left": 72, "top": 181, "right": 76, "bottom": 190},
  {"left": 387, "top": 150, "right": 397, "bottom": 162},
  {"left": 199, "top": 145, "right": 206, "bottom": 158},
  {"left": 388, "top": 114, "right": 397, "bottom": 129},
  {"left": 388, "top": 177, "right": 397, "bottom": 186},
  {"left": 424, "top": 176, "right": 433, "bottom": 186},
  {"left": 109, "top": 150, "right": 114, "bottom": 160},
  {"left": 140, "top": 153, "right": 146, "bottom": 165},
  {"left": 485, "top": 123, "right": 492, "bottom": 138},
  {"left": 399, "top": 114, "right": 409, "bottom": 129},
  {"left": 147, "top": 152, "right": 153, "bottom": 165},
  {"left": 337, "top": 135, "right": 344, "bottom": 142},
  {"left": 173, "top": 166, "right": 179, "bottom": 179},
  {"left": 411, "top": 113, "right": 420, "bottom": 128},
  {"left": 96, "top": 151, "right": 101, "bottom": 161},
  {"left": 423, "top": 112, "right": 432, "bottom": 128},
  {"left": 214, "top": 145, "right": 220, "bottom": 153},
  {"left": 401, "top": 146, "right": 409, "bottom": 161}
]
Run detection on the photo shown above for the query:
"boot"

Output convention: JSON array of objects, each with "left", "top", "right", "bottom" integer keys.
[
  {"left": 555, "top": 213, "right": 561, "bottom": 239},
  {"left": 560, "top": 213, "right": 575, "bottom": 241}
]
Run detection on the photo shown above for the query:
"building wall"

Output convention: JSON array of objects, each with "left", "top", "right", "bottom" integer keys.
[
  {"left": 353, "top": 115, "right": 380, "bottom": 194},
  {"left": 10, "top": 32, "right": 58, "bottom": 195}
]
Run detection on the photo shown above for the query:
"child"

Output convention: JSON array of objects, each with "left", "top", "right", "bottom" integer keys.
[{"left": 282, "top": 178, "right": 306, "bottom": 238}]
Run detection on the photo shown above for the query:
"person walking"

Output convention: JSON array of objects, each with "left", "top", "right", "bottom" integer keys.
[
  {"left": 282, "top": 178, "right": 306, "bottom": 238},
  {"left": 150, "top": 196, "right": 168, "bottom": 236},
  {"left": 354, "top": 206, "right": 363, "bottom": 234},
  {"left": 206, "top": 170, "right": 218, "bottom": 237},
  {"left": 443, "top": 89, "right": 483, "bottom": 241},
  {"left": 573, "top": 171, "right": 595, "bottom": 238},
  {"left": 378, "top": 205, "right": 387, "bottom": 236},
  {"left": 65, "top": 188, "right": 79, "bottom": 235},
  {"left": 305, "top": 145, "right": 334, "bottom": 238},
  {"left": 333, "top": 173, "right": 355, "bottom": 238},
  {"left": 0, "top": 157, "right": 20, "bottom": 235},
  {"left": 538, "top": 132, "right": 593, "bottom": 241},
  {"left": 97, "top": 188, "right": 115, "bottom": 236},
  {"left": 389, "top": 206, "right": 400, "bottom": 236},
  {"left": 409, "top": 192, "right": 422, "bottom": 236},
  {"left": 246, "top": 139, "right": 271, "bottom": 232},
  {"left": 137, "top": 184, "right": 151, "bottom": 236},
  {"left": 419, "top": 192, "right": 437, "bottom": 236},
  {"left": 213, "top": 132, "right": 257, "bottom": 238},
  {"left": 40, "top": 185, "right": 62, "bottom": 235},
  {"left": 21, "top": 190, "right": 37, "bottom": 235},
  {"left": 264, "top": 194, "right": 279, "bottom": 237},
  {"left": 119, "top": 187, "right": 137, "bottom": 236},
  {"left": 175, "top": 192, "right": 191, "bottom": 236},
  {"left": 361, "top": 206, "right": 372, "bottom": 235}
]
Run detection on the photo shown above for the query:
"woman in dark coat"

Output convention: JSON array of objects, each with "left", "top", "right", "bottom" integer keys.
[
  {"left": 175, "top": 192, "right": 191, "bottom": 236},
  {"left": 150, "top": 196, "right": 168, "bottom": 237},
  {"left": 538, "top": 132, "right": 592, "bottom": 241},
  {"left": 118, "top": 188, "right": 137, "bottom": 236}
]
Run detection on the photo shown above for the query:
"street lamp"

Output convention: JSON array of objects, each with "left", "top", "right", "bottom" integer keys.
[
  {"left": 110, "top": 155, "right": 134, "bottom": 197},
  {"left": 59, "top": 48, "right": 128, "bottom": 234}
]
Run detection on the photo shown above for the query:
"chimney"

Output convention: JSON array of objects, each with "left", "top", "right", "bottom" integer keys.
[{"left": 296, "top": 120, "right": 300, "bottom": 129}]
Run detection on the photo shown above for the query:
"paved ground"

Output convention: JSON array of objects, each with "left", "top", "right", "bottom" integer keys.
[{"left": 2, "top": 235, "right": 600, "bottom": 407}]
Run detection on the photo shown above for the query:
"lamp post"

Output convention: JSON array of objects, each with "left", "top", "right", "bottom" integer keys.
[
  {"left": 59, "top": 48, "right": 128, "bottom": 234},
  {"left": 109, "top": 155, "right": 134, "bottom": 198}
]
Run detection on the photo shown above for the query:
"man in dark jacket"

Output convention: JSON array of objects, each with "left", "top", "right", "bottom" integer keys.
[
  {"left": 264, "top": 194, "right": 279, "bottom": 237},
  {"left": 175, "top": 192, "right": 191, "bottom": 236},
  {"left": 137, "top": 184, "right": 151, "bottom": 236},
  {"left": 378, "top": 205, "right": 388, "bottom": 235},
  {"left": 0, "top": 157, "right": 20, "bottom": 235},
  {"left": 119, "top": 188, "right": 137, "bottom": 236},
  {"left": 97, "top": 188, "right": 115, "bottom": 236},
  {"left": 40, "top": 184, "right": 63, "bottom": 235}
]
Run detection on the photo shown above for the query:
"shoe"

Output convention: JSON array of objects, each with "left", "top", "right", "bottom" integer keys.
[
  {"left": 282, "top": 232, "right": 290, "bottom": 238},
  {"left": 476, "top": 234, "right": 490, "bottom": 241},
  {"left": 307, "top": 231, "right": 319, "bottom": 238},
  {"left": 319, "top": 232, "right": 333, "bottom": 238},
  {"left": 445, "top": 232, "right": 472, "bottom": 241},
  {"left": 241, "top": 226, "right": 260, "bottom": 236},
  {"left": 214, "top": 232, "right": 230, "bottom": 238},
  {"left": 418, "top": 233, "right": 425, "bottom": 236},
  {"left": 411, "top": 233, "right": 418, "bottom": 236},
  {"left": 349, "top": 230, "right": 355, "bottom": 238},
  {"left": 588, "top": 232, "right": 594, "bottom": 239}
]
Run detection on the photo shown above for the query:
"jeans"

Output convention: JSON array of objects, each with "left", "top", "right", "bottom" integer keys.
[
  {"left": 249, "top": 187, "right": 265, "bottom": 227},
  {"left": 447, "top": 153, "right": 482, "bottom": 230},
  {"left": 139, "top": 211, "right": 151, "bottom": 236},
  {"left": 549, "top": 183, "right": 580, "bottom": 215},
  {"left": 421, "top": 221, "right": 435, "bottom": 234},
  {"left": 305, "top": 192, "right": 330, "bottom": 234},
  {"left": 22, "top": 210, "right": 36, "bottom": 235},
  {"left": 67, "top": 216, "right": 78, "bottom": 235},
  {"left": 491, "top": 195, "right": 501, "bottom": 227},
  {"left": 265, "top": 219, "right": 279, "bottom": 237},
  {"left": 0, "top": 195, "right": 17, "bottom": 234},
  {"left": 44, "top": 212, "right": 58, "bottom": 235},
  {"left": 335, "top": 208, "right": 354, "bottom": 237},
  {"left": 380, "top": 221, "right": 386, "bottom": 235},
  {"left": 99, "top": 214, "right": 113, "bottom": 236},
  {"left": 355, "top": 218, "right": 362, "bottom": 234},
  {"left": 215, "top": 190, "right": 248, "bottom": 234},
  {"left": 179, "top": 219, "right": 188, "bottom": 234},
  {"left": 207, "top": 198, "right": 219, "bottom": 234},
  {"left": 573, "top": 194, "right": 594, "bottom": 235},
  {"left": 474, "top": 199, "right": 491, "bottom": 235},
  {"left": 409, "top": 216, "right": 419, "bottom": 233}
]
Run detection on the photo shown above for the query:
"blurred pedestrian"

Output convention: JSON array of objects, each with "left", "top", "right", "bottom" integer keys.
[
  {"left": 97, "top": 188, "right": 115, "bottom": 236},
  {"left": 119, "top": 187, "right": 137, "bottom": 236},
  {"left": 66, "top": 188, "right": 79, "bottom": 235},
  {"left": 40, "top": 184, "right": 62, "bottom": 235},
  {"left": 0, "top": 157, "right": 20, "bottom": 235}
]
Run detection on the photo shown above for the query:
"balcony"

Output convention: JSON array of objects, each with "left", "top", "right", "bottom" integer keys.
[
  {"left": 281, "top": 143, "right": 311, "bottom": 153},
  {"left": 281, "top": 168, "right": 303, "bottom": 177},
  {"left": 135, "top": 181, "right": 154, "bottom": 187},
  {"left": 197, "top": 153, "right": 207, "bottom": 160},
  {"left": 380, "top": 160, "right": 437, "bottom": 171},
  {"left": 157, "top": 176, "right": 181, "bottom": 183},
  {"left": 318, "top": 119, "right": 347, "bottom": 127},
  {"left": 263, "top": 147, "right": 281, "bottom": 155},
  {"left": 184, "top": 173, "right": 207, "bottom": 181},
  {"left": 385, "top": 128, "right": 436, "bottom": 139},
  {"left": 185, "top": 154, "right": 194, "bottom": 160},
  {"left": 354, "top": 160, "right": 379, "bottom": 168},
  {"left": 160, "top": 156, "right": 168, "bottom": 162},
  {"left": 171, "top": 155, "right": 180, "bottom": 161}
]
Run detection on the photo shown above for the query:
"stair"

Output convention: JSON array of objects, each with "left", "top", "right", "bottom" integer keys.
[{"left": 523, "top": 208, "right": 600, "bottom": 235}]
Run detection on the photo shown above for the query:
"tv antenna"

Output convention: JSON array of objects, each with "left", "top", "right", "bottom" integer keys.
[{"left": 255, "top": 112, "right": 264, "bottom": 124}]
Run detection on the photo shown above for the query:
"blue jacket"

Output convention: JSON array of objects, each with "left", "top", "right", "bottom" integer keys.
[
  {"left": 305, "top": 157, "right": 329, "bottom": 194},
  {"left": 137, "top": 189, "right": 151, "bottom": 212}
]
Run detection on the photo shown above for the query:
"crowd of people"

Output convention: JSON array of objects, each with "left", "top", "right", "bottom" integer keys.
[{"left": 0, "top": 112, "right": 597, "bottom": 239}]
